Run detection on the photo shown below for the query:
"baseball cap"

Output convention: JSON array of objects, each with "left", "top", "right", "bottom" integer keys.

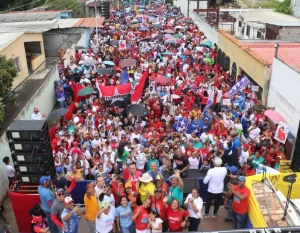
[
  {"left": 39, "top": 176, "right": 51, "bottom": 185},
  {"left": 55, "top": 188, "right": 64, "bottom": 194},
  {"left": 169, "top": 175, "right": 178, "bottom": 181},
  {"left": 64, "top": 196, "right": 74, "bottom": 204},
  {"left": 211, "top": 141, "right": 217, "bottom": 146},
  {"left": 156, "top": 174, "right": 162, "bottom": 180},
  {"left": 213, "top": 157, "right": 222, "bottom": 166},
  {"left": 56, "top": 166, "right": 64, "bottom": 174},
  {"left": 204, "top": 117, "right": 209, "bottom": 121},
  {"left": 125, "top": 182, "right": 132, "bottom": 188},
  {"left": 229, "top": 166, "right": 238, "bottom": 174},
  {"left": 238, "top": 176, "right": 246, "bottom": 182}
]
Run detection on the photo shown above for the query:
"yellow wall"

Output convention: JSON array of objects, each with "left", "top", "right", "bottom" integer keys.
[
  {"left": 217, "top": 31, "right": 270, "bottom": 104},
  {"left": 0, "top": 33, "right": 46, "bottom": 90}
]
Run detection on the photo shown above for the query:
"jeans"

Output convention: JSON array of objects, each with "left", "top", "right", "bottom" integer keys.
[
  {"left": 232, "top": 211, "right": 248, "bottom": 229},
  {"left": 45, "top": 211, "right": 59, "bottom": 233},
  {"left": 188, "top": 217, "right": 200, "bottom": 231},
  {"left": 162, "top": 221, "right": 169, "bottom": 232},
  {"left": 227, "top": 199, "right": 233, "bottom": 220},
  {"left": 121, "top": 222, "right": 135, "bottom": 233},
  {"left": 204, "top": 192, "right": 223, "bottom": 215}
]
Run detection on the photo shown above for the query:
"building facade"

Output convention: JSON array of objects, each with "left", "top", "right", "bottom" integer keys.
[{"left": 291, "top": 0, "right": 300, "bottom": 18}]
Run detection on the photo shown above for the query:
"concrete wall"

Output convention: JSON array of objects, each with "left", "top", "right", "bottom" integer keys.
[
  {"left": 217, "top": 31, "right": 270, "bottom": 104},
  {"left": 174, "top": 0, "right": 207, "bottom": 17},
  {"left": 267, "top": 58, "right": 300, "bottom": 137},
  {"left": 0, "top": 67, "right": 58, "bottom": 200},
  {"left": 234, "top": 20, "right": 265, "bottom": 40},
  {"left": 191, "top": 13, "right": 218, "bottom": 43},
  {"left": 43, "top": 29, "right": 84, "bottom": 57},
  {"left": 0, "top": 33, "right": 46, "bottom": 90},
  {"left": 291, "top": 0, "right": 300, "bottom": 18}
]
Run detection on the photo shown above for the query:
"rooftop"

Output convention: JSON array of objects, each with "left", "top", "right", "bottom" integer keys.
[
  {"left": 247, "top": 42, "right": 300, "bottom": 72},
  {"left": 265, "top": 21, "right": 300, "bottom": 27},
  {"left": 73, "top": 17, "right": 105, "bottom": 28},
  {"left": 0, "top": 10, "right": 72, "bottom": 23},
  {"left": 232, "top": 9, "right": 300, "bottom": 23},
  {"left": 0, "top": 32, "right": 23, "bottom": 51}
]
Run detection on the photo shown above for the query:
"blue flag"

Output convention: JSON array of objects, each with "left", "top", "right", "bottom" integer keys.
[
  {"left": 233, "top": 92, "right": 246, "bottom": 109},
  {"left": 176, "top": 118, "right": 189, "bottom": 132},
  {"left": 121, "top": 69, "right": 129, "bottom": 84}
]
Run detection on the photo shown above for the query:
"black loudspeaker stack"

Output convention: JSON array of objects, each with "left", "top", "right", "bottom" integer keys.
[
  {"left": 100, "top": 0, "right": 110, "bottom": 20},
  {"left": 7, "top": 120, "right": 55, "bottom": 183}
]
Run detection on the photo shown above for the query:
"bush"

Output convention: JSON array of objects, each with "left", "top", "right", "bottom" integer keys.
[{"left": 275, "top": 0, "right": 292, "bottom": 15}]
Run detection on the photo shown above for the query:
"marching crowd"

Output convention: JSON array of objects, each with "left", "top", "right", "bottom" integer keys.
[{"left": 20, "top": 1, "right": 290, "bottom": 233}]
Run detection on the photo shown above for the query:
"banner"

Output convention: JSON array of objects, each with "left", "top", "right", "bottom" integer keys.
[
  {"left": 228, "top": 75, "right": 250, "bottom": 99},
  {"left": 119, "top": 40, "right": 127, "bottom": 50},
  {"left": 99, "top": 83, "right": 131, "bottom": 107},
  {"left": 203, "top": 88, "right": 214, "bottom": 112},
  {"left": 131, "top": 68, "right": 149, "bottom": 102},
  {"left": 176, "top": 117, "right": 189, "bottom": 132},
  {"left": 274, "top": 121, "right": 290, "bottom": 144}
]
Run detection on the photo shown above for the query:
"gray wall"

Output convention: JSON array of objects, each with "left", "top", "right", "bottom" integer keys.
[{"left": 43, "top": 29, "right": 84, "bottom": 57}]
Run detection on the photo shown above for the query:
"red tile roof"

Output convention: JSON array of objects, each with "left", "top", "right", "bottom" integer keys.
[
  {"left": 246, "top": 43, "right": 300, "bottom": 72},
  {"left": 72, "top": 17, "right": 105, "bottom": 28},
  {"left": 218, "top": 30, "right": 300, "bottom": 71}
]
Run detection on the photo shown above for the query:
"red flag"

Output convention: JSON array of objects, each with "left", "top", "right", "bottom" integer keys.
[
  {"left": 131, "top": 68, "right": 149, "bottom": 102},
  {"left": 100, "top": 83, "right": 131, "bottom": 107}
]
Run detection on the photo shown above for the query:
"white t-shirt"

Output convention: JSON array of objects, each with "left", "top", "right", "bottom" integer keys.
[
  {"left": 188, "top": 157, "right": 200, "bottom": 169},
  {"left": 248, "top": 127, "right": 261, "bottom": 140},
  {"left": 203, "top": 167, "right": 227, "bottom": 194},
  {"left": 31, "top": 112, "right": 43, "bottom": 120},
  {"left": 150, "top": 217, "right": 163, "bottom": 233},
  {"left": 96, "top": 207, "right": 115, "bottom": 233},
  {"left": 184, "top": 194, "right": 203, "bottom": 219},
  {"left": 239, "top": 150, "right": 249, "bottom": 167},
  {"left": 95, "top": 185, "right": 103, "bottom": 200},
  {"left": 5, "top": 164, "right": 15, "bottom": 178},
  {"left": 135, "top": 153, "right": 147, "bottom": 170}
]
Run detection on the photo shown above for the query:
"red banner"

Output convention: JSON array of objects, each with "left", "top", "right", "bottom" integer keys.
[
  {"left": 131, "top": 68, "right": 149, "bottom": 102},
  {"left": 99, "top": 83, "right": 131, "bottom": 96}
]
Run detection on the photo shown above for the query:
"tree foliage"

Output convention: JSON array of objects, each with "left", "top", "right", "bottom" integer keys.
[
  {"left": 44, "top": 0, "right": 83, "bottom": 17},
  {"left": 275, "top": 0, "right": 292, "bottom": 15},
  {"left": 0, "top": 55, "right": 18, "bottom": 121}
]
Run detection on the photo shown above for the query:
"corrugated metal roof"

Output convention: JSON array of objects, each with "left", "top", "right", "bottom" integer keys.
[
  {"left": 232, "top": 10, "right": 300, "bottom": 22},
  {"left": 247, "top": 42, "right": 300, "bottom": 71},
  {"left": 0, "top": 19, "right": 81, "bottom": 33},
  {"left": 72, "top": 17, "right": 105, "bottom": 28},
  {"left": 0, "top": 32, "right": 24, "bottom": 51},
  {"left": 265, "top": 21, "right": 300, "bottom": 27},
  {"left": 0, "top": 12, "right": 60, "bottom": 23}
]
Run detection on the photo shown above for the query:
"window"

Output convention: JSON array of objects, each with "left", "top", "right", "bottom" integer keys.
[
  {"left": 246, "top": 25, "right": 250, "bottom": 36},
  {"left": 238, "top": 21, "right": 242, "bottom": 27},
  {"left": 257, "top": 31, "right": 262, "bottom": 39},
  {"left": 13, "top": 57, "right": 21, "bottom": 73}
]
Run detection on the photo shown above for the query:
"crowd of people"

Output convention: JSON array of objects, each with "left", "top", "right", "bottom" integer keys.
[{"left": 21, "top": 1, "right": 289, "bottom": 233}]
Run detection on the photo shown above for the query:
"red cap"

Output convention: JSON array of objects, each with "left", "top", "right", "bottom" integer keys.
[{"left": 32, "top": 216, "right": 42, "bottom": 224}]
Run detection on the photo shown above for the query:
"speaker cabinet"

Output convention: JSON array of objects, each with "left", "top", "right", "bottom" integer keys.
[
  {"left": 15, "top": 163, "right": 54, "bottom": 174},
  {"left": 7, "top": 120, "right": 49, "bottom": 142},
  {"left": 9, "top": 140, "right": 51, "bottom": 152},
  {"left": 12, "top": 150, "right": 52, "bottom": 164},
  {"left": 100, "top": 0, "right": 110, "bottom": 19}
]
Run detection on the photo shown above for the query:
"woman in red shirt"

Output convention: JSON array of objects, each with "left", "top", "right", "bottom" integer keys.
[
  {"left": 163, "top": 197, "right": 189, "bottom": 232},
  {"left": 132, "top": 198, "right": 151, "bottom": 233},
  {"left": 198, "top": 90, "right": 208, "bottom": 111},
  {"left": 151, "top": 188, "right": 168, "bottom": 231}
]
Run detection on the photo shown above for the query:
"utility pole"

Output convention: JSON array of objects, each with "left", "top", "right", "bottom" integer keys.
[{"left": 95, "top": 0, "right": 99, "bottom": 47}]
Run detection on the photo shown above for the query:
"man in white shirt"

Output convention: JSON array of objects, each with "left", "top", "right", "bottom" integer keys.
[
  {"left": 3, "top": 156, "right": 15, "bottom": 188},
  {"left": 239, "top": 144, "right": 250, "bottom": 167},
  {"left": 248, "top": 123, "right": 261, "bottom": 141},
  {"left": 31, "top": 108, "right": 46, "bottom": 120},
  {"left": 203, "top": 157, "right": 227, "bottom": 219}
]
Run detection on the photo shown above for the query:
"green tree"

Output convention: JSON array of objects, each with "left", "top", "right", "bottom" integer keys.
[
  {"left": 275, "top": 0, "right": 292, "bottom": 15},
  {"left": 0, "top": 55, "right": 18, "bottom": 121},
  {"left": 44, "top": 0, "right": 84, "bottom": 17}
]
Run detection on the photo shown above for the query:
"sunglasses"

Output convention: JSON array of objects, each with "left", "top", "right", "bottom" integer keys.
[{"left": 57, "top": 193, "right": 65, "bottom": 197}]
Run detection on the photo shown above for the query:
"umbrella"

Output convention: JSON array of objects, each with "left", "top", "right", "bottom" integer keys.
[
  {"left": 120, "top": 58, "right": 137, "bottom": 67},
  {"left": 126, "top": 104, "right": 147, "bottom": 116},
  {"left": 165, "top": 38, "right": 178, "bottom": 44},
  {"left": 140, "top": 36, "right": 152, "bottom": 41},
  {"left": 164, "top": 34, "right": 174, "bottom": 39},
  {"left": 201, "top": 40, "right": 213, "bottom": 47},
  {"left": 173, "top": 34, "right": 183, "bottom": 39},
  {"left": 78, "top": 87, "right": 95, "bottom": 96},
  {"left": 102, "top": 61, "right": 115, "bottom": 66},
  {"left": 111, "top": 40, "right": 119, "bottom": 46},
  {"left": 153, "top": 24, "right": 162, "bottom": 29},
  {"left": 97, "top": 68, "right": 112, "bottom": 75},
  {"left": 48, "top": 108, "right": 69, "bottom": 120},
  {"left": 134, "top": 31, "right": 142, "bottom": 34},
  {"left": 175, "top": 26, "right": 183, "bottom": 29},
  {"left": 264, "top": 110, "right": 285, "bottom": 124},
  {"left": 75, "top": 45, "right": 86, "bottom": 50},
  {"left": 154, "top": 75, "right": 172, "bottom": 84},
  {"left": 130, "top": 20, "right": 139, "bottom": 24},
  {"left": 163, "top": 51, "right": 175, "bottom": 56},
  {"left": 154, "top": 34, "right": 164, "bottom": 40},
  {"left": 186, "top": 20, "right": 193, "bottom": 23},
  {"left": 184, "top": 17, "right": 192, "bottom": 20},
  {"left": 139, "top": 26, "right": 149, "bottom": 31},
  {"left": 164, "top": 29, "right": 174, "bottom": 34},
  {"left": 151, "top": 33, "right": 159, "bottom": 38},
  {"left": 182, "top": 50, "right": 193, "bottom": 55}
]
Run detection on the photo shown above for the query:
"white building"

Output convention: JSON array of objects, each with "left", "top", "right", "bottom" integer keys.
[
  {"left": 267, "top": 58, "right": 300, "bottom": 138},
  {"left": 232, "top": 9, "right": 300, "bottom": 39},
  {"left": 291, "top": 0, "right": 300, "bottom": 18}
]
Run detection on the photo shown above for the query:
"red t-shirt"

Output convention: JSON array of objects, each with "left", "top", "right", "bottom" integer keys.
[
  {"left": 111, "top": 182, "right": 124, "bottom": 205},
  {"left": 123, "top": 169, "right": 142, "bottom": 192},
  {"left": 134, "top": 206, "right": 149, "bottom": 230},
  {"left": 166, "top": 206, "right": 188, "bottom": 232},
  {"left": 232, "top": 185, "right": 250, "bottom": 214},
  {"left": 151, "top": 197, "right": 167, "bottom": 221}
]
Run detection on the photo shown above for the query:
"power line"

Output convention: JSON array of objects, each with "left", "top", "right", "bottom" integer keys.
[{"left": 0, "top": 0, "right": 43, "bottom": 14}]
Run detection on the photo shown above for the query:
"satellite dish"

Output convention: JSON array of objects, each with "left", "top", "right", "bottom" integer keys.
[{"left": 283, "top": 174, "right": 297, "bottom": 184}]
